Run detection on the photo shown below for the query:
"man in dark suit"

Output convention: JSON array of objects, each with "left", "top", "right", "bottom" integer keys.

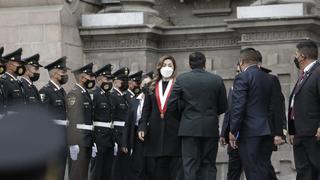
[
  {"left": 39, "top": 56, "right": 70, "bottom": 180},
  {"left": 89, "top": 64, "right": 115, "bottom": 180},
  {"left": 66, "top": 63, "right": 96, "bottom": 180},
  {"left": 288, "top": 40, "right": 320, "bottom": 180},
  {"left": 2, "top": 48, "right": 26, "bottom": 112},
  {"left": 169, "top": 52, "right": 228, "bottom": 180},
  {"left": 229, "top": 48, "right": 274, "bottom": 180},
  {"left": 20, "top": 53, "right": 42, "bottom": 106},
  {"left": 122, "top": 73, "right": 150, "bottom": 180}
]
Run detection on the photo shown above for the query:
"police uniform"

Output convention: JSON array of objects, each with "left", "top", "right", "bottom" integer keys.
[
  {"left": 0, "top": 47, "right": 7, "bottom": 117},
  {"left": 67, "top": 63, "right": 95, "bottom": 180},
  {"left": 122, "top": 71, "right": 146, "bottom": 180},
  {"left": 39, "top": 56, "right": 70, "bottom": 180},
  {"left": 89, "top": 64, "right": 115, "bottom": 180},
  {"left": 20, "top": 53, "right": 42, "bottom": 106},
  {"left": 110, "top": 67, "right": 131, "bottom": 180},
  {"left": 1, "top": 48, "right": 26, "bottom": 112},
  {"left": 123, "top": 71, "right": 143, "bottom": 103}
]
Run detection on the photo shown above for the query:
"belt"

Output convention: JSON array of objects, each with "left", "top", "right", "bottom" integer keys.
[
  {"left": 113, "top": 121, "right": 125, "bottom": 127},
  {"left": 53, "top": 119, "right": 69, "bottom": 126},
  {"left": 76, "top": 124, "right": 94, "bottom": 131},
  {"left": 93, "top": 121, "right": 113, "bottom": 128}
]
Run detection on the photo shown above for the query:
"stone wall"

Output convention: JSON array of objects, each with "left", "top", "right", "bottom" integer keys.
[
  {"left": 1, "top": 0, "right": 320, "bottom": 179},
  {"left": 0, "top": 0, "right": 99, "bottom": 90}
]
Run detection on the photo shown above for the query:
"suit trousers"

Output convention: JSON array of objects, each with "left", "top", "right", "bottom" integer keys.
[
  {"left": 131, "top": 137, "right": 147, "bottom": 180},
  {"left": 90, "top": 145, "right": 114, "bottom": 180},
  {"left": 227, "top": 145, "right": 242, "bottom": 180},
  {"left": 68, "top": 147, "right": 91, "bottom": 180},
  {"left": 239, "top": 136, "right": 273, "bottom": 180},
  {"left": 181, "top": 137, "right": 218, "bottom": 180},
  {"left": 293, "top": 136, "right": 320, "bottom": 180},
  {"left": 146, "top": 156, "right": 184, "bottom": 180}
]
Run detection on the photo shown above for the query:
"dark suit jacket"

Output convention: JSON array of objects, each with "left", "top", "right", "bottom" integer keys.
[
  {"left": 220, "top": 88, "right": 233, "bottom": 140},
  {"left": 122, "top": 98, "right": 140, "bottom": 150},
  {"left": 269, "top": 74, "right": 286, "bottom": 136},
  {"left": 66, "top": 85, "right": 94, "bottom": 147},
  {"left": 139, "top": 88, "right": 181, "bottom": 157},
  {"left": 288, "top": 61, "right": 320, "bottom": 137},
  {"left": 230, "top": 65, "right": 273, "bottom": 137},
  {"left": 169, "top": 69, "right": 228, "bottom": 137}
]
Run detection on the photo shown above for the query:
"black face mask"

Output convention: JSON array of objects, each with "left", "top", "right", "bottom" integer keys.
[
  {"left": 15, "top": 65, "right": 26, "bottom": 76},
  {"left": 101, "top": 82, "right": 113, "bottom": 92},
  {"left": 132, "top": 86, "right": 142, "bottom": 95},
  {"left": 84, "top": 79, "right": 95, "bottom": 89},
  {"left": 0, "top": 65, "right": 6, "bottom": 75},
  {"left": 142, "top": 84, "right": 149, "bottom": 95},
  {"left": 120, "top": 81, "right": 128, "bottom": 92},
  {"left": 59, "top": 74, "right": 68, "bottom": 85},
  {"left": 30, "top": 72, "right": 40, "bottom": 82},
  {"left": 294, "top": 57, "right": 300, "bottom": 69}
]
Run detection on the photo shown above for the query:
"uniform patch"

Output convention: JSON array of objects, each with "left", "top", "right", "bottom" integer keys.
[{"left": 68, "top": 96, "right": 76, "bottom": 106}]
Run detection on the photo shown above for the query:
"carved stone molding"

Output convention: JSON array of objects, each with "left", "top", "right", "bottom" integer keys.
[
  {"left": 83, "top": 38, "right": 157, "bottom": 50},
  {"left": 83, "top": 36, "right": 240, "bottom": 51},
  {"left": 241, "top": 30, "right": 309, "bottom": 42},
  {"left": 158, "top": 37, "right": 239, "bottom": 49}
]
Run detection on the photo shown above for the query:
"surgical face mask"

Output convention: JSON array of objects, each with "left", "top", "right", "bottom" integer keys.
[
  {"left": 0, "top": 64, "right": 6, "bottom": 75},
  {"left": 294, "top": 56, "right": 301, "bottom": 69},
  {"left": 14, "top": 64, "right": 26, "bottom": 76},
  {"left": 30, "top": 72, "right": 40, "bottom": 82},
  {"left": 160, "top": 67, "right": 174, "bottom": 78},
  {"left": 101, "top": 82, "right": 113, "bottom": 92},
  {"left": 59, "top": 74, "right": 68, "bottom": 85},
  {"left": 84, "top": 79, "right": 95, "bottom": 89},
  {"left": 132, "top": 86, "right": 141, "bottom": 95},
  {"left": 120, "top": 81, "right": 128, "bottom": 91}
]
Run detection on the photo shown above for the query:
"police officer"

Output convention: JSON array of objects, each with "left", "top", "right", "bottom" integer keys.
[
  {"left": 20, "top": 53, "right": 43, "bottom": 106},
  {"left": 2, "top": 48, "right": 26, "bottom": 112},
  {"left": 122, "top": 73, "right": 151, "bottom": 180},
  {"left": 89, "top": 64, "right": 115, "bottom": 180},
  {"left": 111, "top": 67, "right": 131, "bottom": 180},
  {"left": 124, "top": 71, "right": 143, "bottom": 102},
  {"left": 39, "top": 56, "right": 71, "bottom": 180},
  {"left": 67, "top": 63, "right": 96, "bottom": 180},
  {"left": 0, "top": 47, "right": 7, "bottom": 117}
]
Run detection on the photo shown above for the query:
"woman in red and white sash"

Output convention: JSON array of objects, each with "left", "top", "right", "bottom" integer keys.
[{"left": 138, "top": 55, "right": 183, "bottom": 180}]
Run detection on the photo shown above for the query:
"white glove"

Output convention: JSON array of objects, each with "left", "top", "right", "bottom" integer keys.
[
  {"left": 92, "top": 143, "right": 98, "bottom": 158},
  {"left": 114, "top": 143, "right": 118, "bottom": 156},
  {"left": 70, "top": 145, "right": 80, "bottom": 161}
]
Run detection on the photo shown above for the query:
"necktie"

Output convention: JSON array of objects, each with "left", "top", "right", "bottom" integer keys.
[{"left": 290, "top": 72, "right": 306, "bottom": 120}]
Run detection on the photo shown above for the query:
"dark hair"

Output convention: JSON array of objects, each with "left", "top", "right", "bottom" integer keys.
[
  {"left": 150, "top": 55, "right": 177, "bottom": 91},
  {"left": 296, "top": 40, "right": 318, "bottom": 60},
  {"left": 240, "top": 48, "right": 259, "bottom": 64},
  {"left": 189, "top": 52, "right": 206, "bottom": 69},
  {"left": 255, "top": 50, "right": 262, "bottom": 63}
]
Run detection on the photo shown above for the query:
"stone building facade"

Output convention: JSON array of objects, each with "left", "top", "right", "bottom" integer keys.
[{"left": 1, "top": 0, "right": 320, "bottom": 179}]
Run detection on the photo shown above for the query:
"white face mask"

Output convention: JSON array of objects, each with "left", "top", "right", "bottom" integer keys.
[{"left": 160, "top": 67, "right": 174, "bottom": 78}]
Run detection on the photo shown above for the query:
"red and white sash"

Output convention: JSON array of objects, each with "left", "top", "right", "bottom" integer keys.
[{"left": 155, "top": 79, "right": 174, "bottom": 119}]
